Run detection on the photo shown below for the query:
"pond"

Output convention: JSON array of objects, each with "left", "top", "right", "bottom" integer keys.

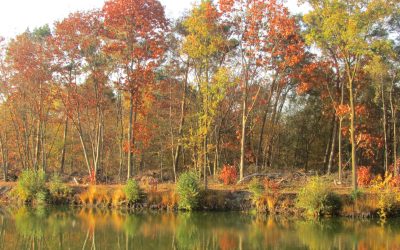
[{"left": 0, "top": 207, "right": 399, "bottom": 249}]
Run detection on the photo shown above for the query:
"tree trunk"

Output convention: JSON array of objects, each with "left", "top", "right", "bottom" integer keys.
[
  {"left": 324, "top": 114, "right": 336, "bottom": 173},
  {"left": 255, "top": 79, "right": 277, "bottom": 169},
  {"left": 173, "top": 64, "right": 189, "bottom": 182},
  {"left": 265, "top": 88, "right": 282, "bottom": 168},
  {"left": 60, "top": 116, "right": 68, "bottom": 174},
  {"left": 239, "top": 83, "right": 247, "bottom": 180},
  {"left": 41, "top": 122, "right": 46, "bottom": 173},
  {"left": 338, "top": 79, "right": 345, "bottom": 183},
  {"left": 117, "top": 91, "right": 124, "bottom": 182},
  {"left": 327, "top": 116, "right": 338, "bottom": 175},
  {"left": 381, "top": 80, "right": 388, "bottom": 173},
  {"left": 0, "top": 134, "right": 8, "bottom": 181},
  {"left": 390, "top": 78, "right": 398, "bottom": 175},
  {"left": 204, "top": 135, "right": 208, "bottom": 189},
  {"left": 127, "top": 93, "right": 134, "bottom": 180},
  {"left": 34, "top": 119, "right": 41, "bottom": 171},
  {"left": 349, "top": 78, "right": 357, "bottom": 191}
]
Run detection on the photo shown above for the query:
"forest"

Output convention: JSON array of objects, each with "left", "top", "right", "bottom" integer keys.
[{"left": 0, "top": 0, "right": 399, "bottom": 192}]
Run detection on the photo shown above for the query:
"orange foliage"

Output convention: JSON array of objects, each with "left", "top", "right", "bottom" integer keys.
[
  {"left": 357, "top": 166, "right": 373, "bottom": 187},
  {"left": 218, "top": 165, "right": 238, "bottom": 185}
]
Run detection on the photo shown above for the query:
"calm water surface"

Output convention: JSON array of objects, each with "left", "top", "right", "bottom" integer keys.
[{"left": 0, "top": 207, "right": 399, "bottom": 250}]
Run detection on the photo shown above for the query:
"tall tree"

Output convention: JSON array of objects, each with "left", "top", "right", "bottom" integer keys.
[
  {"left": 182, "top": 1, "right": 232, "bottom": 188},
  {"left": 103, "top": 0, "right": 168, "bottom": 179},
  {"left": 302, "top": 0, "right": 394, "bottom": 190},
  {"left": 6, "top": 26, "right": 55, "bottom": 172},
  {"left": 220, "top": 0, "right": 306, "bottom": 178}
]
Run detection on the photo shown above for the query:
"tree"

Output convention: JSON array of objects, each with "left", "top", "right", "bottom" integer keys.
[
  {"left": 6, "top": 26, "right": 56, "bottom": 173},
  {"left": 302, "top": 0, "right": 394, "bottom": 190},
  {"left": 103, "top": 0, "right": 168, "bottom": 179},
  {"left": 220, "top": 0, "right": 306, "bottom": 179},
  {"left": 182, "top": 1, "right": 232, "bottom": 188},
  {"left": 54, "top": 11, "right": 112, "bottom": 181}
]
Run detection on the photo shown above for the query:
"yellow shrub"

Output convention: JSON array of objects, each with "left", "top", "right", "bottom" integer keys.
[{"left": 112, "top": 188, "right": 126, "bottom": 207}]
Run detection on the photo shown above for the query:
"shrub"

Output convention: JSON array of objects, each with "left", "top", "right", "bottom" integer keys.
[
  {"left": 35, "top": 191, "right": 48, "bottom": 205},
  {"left": 264, "top": 178, "right": 281, "bottom": 213},
  {"left": 15, "top": 169, "right": 47, "bottom": 203},
  {"left": 112, "top": 188, "right": 126, "bottom": 207},
  {"left": 48, "top": 174, "right": 71, "bottom": 203},
  {"left": 218, "top": 165, "right": 238, "bottom": 185},
  {"left": 124, "top": 179, "right": 141, "bottom": 204},
  {"left": 176, "top": 171, "right": 200, "bottom": 210},
  {"left": 248, "top": 179, "right": 266, "bottom": 212},
  {"left": 248, "top": 179, "right": 265, "bottom": 200},
  {"left": 371, "top": 173, "right": 400, "bottom": 220},
  {"left": 161, "top": 192, "right": 178, "bottom": 210},
  {"left": 296, "top": 176, "right": 341, "bottom": 217},
  {"left": 358, "top": 166, "right": 373, "bottom": 187}
]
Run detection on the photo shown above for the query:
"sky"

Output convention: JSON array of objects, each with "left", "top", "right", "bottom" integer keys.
[{"left": 0, "top": 0, "right": 309, "bottom": 39}]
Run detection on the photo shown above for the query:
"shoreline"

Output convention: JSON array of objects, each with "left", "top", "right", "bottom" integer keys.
[{"left": 0, "top": 182, "right": 398, "bottom": 219}]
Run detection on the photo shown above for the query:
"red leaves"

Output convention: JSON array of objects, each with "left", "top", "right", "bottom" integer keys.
[
  {"left": 357, "top": 166, "right": 372, "bottom": 187},
  {"left": 335, "top": 104, "right": 351, "bottom": 117},
  {"left": 296, "top": 82, "right": 312, "bottom": 94},
  {"left": 218, "top": 0, "right": 235, "bottom": 12},
  {"left": 218, "top": 165, "right": 238, "bottom": 185},
  {"left": 103, "top": 0, "right": 167, "bottom": 62}
]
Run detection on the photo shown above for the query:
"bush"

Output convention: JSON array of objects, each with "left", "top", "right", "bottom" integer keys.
[
  {"left": 15, "top": 169, "right": 47, "bottom": 203},
  {"left": 296, "top": 176, "right": 341, "bottom": 217},
  {"left": 218, "top": 165, "right": 238, "bottom": 185},
  {"left": 248, "top": 179, "right": 265, "bottom": 200},
  {"left": 371, "top": 173, "right": 400, "bottom": 220},
  {"left": 264, "top": 178, "right": 281, "bottom": 213},
  {"left": 124, "top": 179, "right": 141, "bottom": 204},
  {"left": 35, "top": 190, "right": 48, "bottom": 205},
  {"left": 248, "top": 179, "right": 266, "bottom": 212},
  {"left": 48, "top": 174, "right": 71, "bottom": 203},
  {"left": 358, "top": 166, "right": 373, "bottom": 187},
  {"left": 176, "top": 171, "right": 200, "bottom": 210}
]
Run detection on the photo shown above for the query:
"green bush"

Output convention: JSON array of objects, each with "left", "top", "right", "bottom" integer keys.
[
  {"left": 124, "top": 179, "right": 141, "bottom": 204},
  {"left": 35, "top": 190, "right": 48, "bottom": 205},
  {"left": 15, "top": 169, "right": 47, "bottom": 203},
  {"left": 248, "top": 179, "right": 267, "bottom": 212},
  {"left": 48, "top": 174, "right": 71, "bottom": 203},
  {"left": 176, "top": 171, "right": 200, "bottom": 210},
  {"left": 296, "top": 176, "right": 342, "bottom": 217},
  {"left": 248, "top": 179, "right": 265, "bottom": 200}
]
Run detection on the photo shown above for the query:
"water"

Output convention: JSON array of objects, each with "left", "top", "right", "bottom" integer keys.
[{"left": 0, "top": 207, "right": 399, "bottom": 250}]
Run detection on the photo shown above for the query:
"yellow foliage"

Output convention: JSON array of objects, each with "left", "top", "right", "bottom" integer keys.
[
  {"left": 78, "top": 186, "right": 113, "bottom": 206},
  {"left": 112, "top": 188, "right": 126, "bottom": 207},
  {"left": 370, "top": 173, "right": 400, "bottom": 221}
]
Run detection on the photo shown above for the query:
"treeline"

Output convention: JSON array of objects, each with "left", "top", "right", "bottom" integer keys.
[{"left": 0, "top": 0, "right": 399, "bottom": 189}]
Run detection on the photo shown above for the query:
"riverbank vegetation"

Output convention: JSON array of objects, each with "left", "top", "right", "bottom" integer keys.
[{"left": 0, "top": 0, "right": 400, "bottom": 219}]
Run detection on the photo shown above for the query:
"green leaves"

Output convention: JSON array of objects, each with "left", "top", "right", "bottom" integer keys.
[
  {"left": 176, "top": 171, "right": 200, "bottom": 210},
  {"left": 303, "top": 0, "right": 392, "bottom": 58}
]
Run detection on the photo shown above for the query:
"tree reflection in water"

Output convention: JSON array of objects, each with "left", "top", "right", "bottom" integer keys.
[{"left": 0, "top": 207, "right": 399, "bottom": 249}]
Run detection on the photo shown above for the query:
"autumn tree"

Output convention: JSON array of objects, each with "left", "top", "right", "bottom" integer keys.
[
  {"left": 6, "top": 26, "right": 56, "bottom": 173},
  {"left": 182, "top": 1, "right": 232, "bottom": 187},
  {"left": 54, "top": 10, "right": 111, "bottom": 181},
  {"left": 302, "top": 0, "right": 394, "bottom": 190},
  {"left": 103, "top": 0, "right": 168, "bottom": 179},
  {"left": 219, "top": 0, "right": 306, "bottom": 179},
  {"left": 0, "top": 36, "right": 10, "bottom": 180}
]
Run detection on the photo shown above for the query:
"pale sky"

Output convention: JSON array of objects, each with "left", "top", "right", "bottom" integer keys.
[{"left": 0, "top": 0, "right": 309, "bottom": 39}]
